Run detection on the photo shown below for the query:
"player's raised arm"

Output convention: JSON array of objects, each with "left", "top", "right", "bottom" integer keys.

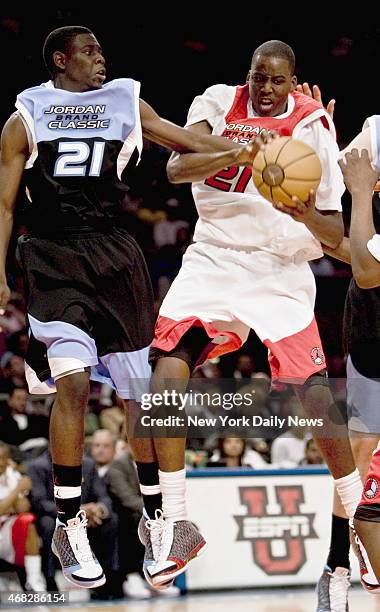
[{"left": 0, "top": 114, "right": 29, "bottom": 309}]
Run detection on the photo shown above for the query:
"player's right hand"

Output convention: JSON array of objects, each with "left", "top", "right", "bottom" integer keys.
[{"left": 0, "top": 280, "right": 11, "bottom": 311}]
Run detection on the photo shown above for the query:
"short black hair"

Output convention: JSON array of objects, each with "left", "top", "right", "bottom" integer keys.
[
  {"left": 251, "top": 40, "right": 295, "bottom": 74},
  {"left": 43, "top": 26, "right": 93, "bottom": 76}
]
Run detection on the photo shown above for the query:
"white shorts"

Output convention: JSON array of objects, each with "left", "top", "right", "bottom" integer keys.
[{"left": 153, "top": 242, "right": 325, "bottom": 382}]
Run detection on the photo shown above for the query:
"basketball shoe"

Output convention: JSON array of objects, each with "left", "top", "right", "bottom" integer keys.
[
  {"left": 316, "top": 565, "right": 350, "bottom": 611},
  {"left": 147, "top": 518, "right": 206, "bottom": 587},
  {"left": 138, "top": 510, "right": 174, "bottom": 590},
  {"left": 51, "top": 509, "right": 105, "bottom": 588}
]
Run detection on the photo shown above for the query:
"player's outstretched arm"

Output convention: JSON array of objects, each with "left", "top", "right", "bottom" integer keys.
[
  {"left": 139, "top": 99, "right": 241, "bottom": 154},
  {"left": 339, "top": 149, "right": 380, "bottom": 288},
  {"left": 165, "top": 121, "right": 276, "bottom": 184},
  {"left": 0, "top": 114, "right": 29, "bottom": 309}
]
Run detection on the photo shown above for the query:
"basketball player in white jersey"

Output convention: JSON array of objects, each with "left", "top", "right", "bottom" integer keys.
[{"left": 144, "top": 41, "right": 364, "bottom": 587}]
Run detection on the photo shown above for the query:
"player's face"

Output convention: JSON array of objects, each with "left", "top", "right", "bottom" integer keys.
[
  {"left": 248, "top": 55, "right": 297, "bottom": 117},
  {"left": 62, "top": 33, "right": 106, "bottom": 91}
]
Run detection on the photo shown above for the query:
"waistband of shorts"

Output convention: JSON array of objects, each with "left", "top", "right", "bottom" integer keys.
[
  {"left": 26, "top": 225, "right": 124, "bottom": 240},
  {"left": 196, "top": 239, "right": 272, "bottom": 255}
]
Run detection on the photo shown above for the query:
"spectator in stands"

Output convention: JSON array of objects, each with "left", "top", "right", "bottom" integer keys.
[
  {"left": 0, "top": 387, "right": 49, "bottom": 457},
  {"left": 300, "top": 438, "right": 325, "bottom": 465},
  {"left": 271, "top": 395, "right": 309, "bottom": 468},
  {"left": 99, "top": 392, "right": 125, "bottom": 438},
  {"left": 90, "top": 429, "right": 117, "bottom": 478},
  {"left": 27, "top": 449, "right": 121, "bottom": 598},
  {"left": 104, "top": 447, "right": 146, "bottom": 597},
  {"left": 0, "top": 353, "right": 26, "bottom": 393},
  {"left": 209, "top": 436, "right": 267, "bottom": 468},
  {"left": 0, "top": 442, "right": 45, "bottom": 591},
  {"left": 233, "top": 354, "right": 256, "bottom": 379}
]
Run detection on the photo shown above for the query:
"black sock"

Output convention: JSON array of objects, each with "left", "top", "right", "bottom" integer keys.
[
  {"left": 326, "top": 514, "right": 350, "bottom": 571},
  {"left": 53, "top": 464, "right": 82, "bottom": 524},
  {"left": 136, "top": 461, "right": 162, "bottom": 519}
]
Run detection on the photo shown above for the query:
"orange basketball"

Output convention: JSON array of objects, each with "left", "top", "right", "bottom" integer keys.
[{"left": 252, "top": 136, "right": 322, "bottom": 207}]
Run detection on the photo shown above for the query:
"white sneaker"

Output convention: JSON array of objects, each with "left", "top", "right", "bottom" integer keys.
[
  {"left": 316, "top": 566, "right": 350, "bottom": 611},
  {"left": 138, "top": 510, "right": 174, "bottom": 590},
  {"left": 51, "top": 510, "right": 105, "bottom": 589},
  {"left": 123, "top": 573, "right": 151, "bottom": 599}
]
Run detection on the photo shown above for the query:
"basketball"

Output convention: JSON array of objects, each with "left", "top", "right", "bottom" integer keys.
[{"left": 252, "top": 136, "right": 322, "bottom": 208}]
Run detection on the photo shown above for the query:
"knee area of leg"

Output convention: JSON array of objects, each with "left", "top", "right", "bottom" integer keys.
[
  {"left": 56, "top": 370, "right": 90, "bottom": 401},
  {"left": 303, "top": 370, "right": 329, "bottom": 393}
]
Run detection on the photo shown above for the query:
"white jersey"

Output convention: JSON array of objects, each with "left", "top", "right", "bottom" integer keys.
[{"left": 187, "top": 84, "right": 344, "bottom": 260}]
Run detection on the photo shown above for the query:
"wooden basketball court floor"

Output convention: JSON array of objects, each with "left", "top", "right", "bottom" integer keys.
[{"left": 5, "top": 588, "right": 380, "bottom": 612}]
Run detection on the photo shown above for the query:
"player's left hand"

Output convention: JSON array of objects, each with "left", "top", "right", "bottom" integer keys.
[
  {"left": 338, "top": 148, "right": 379, "bottom": 196},
  {"left": 273, "top": 189, "right": 316, "bottom": 223}
]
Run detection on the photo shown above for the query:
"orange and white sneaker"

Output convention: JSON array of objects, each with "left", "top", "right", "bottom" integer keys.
[{"left": 349, "top": 519, "right": 380, "bottom": 594}]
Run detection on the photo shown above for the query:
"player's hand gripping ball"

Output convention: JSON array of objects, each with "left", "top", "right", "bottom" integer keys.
[{"left": 252, "top": 136, "right": 322, "bottom": 207}]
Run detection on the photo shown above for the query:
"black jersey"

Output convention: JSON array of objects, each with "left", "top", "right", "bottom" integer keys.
[
  {"left": 16, "top": 79, "right": 142, "bottom": 233},
  {"left": 343, "top": 194, "right": 380, "bottom": 378}
]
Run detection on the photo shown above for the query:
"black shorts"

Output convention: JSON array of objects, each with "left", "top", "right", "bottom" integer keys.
[{"left": 17, "top": 227, "right": 154, "bottom": 398}]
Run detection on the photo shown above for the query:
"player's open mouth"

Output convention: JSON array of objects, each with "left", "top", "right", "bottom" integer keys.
[
  {"left": 259, "top": 98, "right": 273, "bottom": 107},
  {"left": 96, "top": 71, "right": 106, "bottom": 81}
]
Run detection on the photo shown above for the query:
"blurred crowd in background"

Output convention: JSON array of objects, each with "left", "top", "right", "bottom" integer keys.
[{"left": 1, "top": 8, "right": 371, "bottom": 597}]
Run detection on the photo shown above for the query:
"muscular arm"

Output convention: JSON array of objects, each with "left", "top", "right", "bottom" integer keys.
[
  {"left": 0, "top": 114, "right": 29, "bottom": 307},
  {"left": 139, "top": 99, "right": 238, "bottom": 153},
  {"left": 303, "top": 209, "right": 344, "bottom": 249},
  {"left": 166, "top": 121, "right": 240, "bottom": 183},
  {"left": 322, "top": 237, "right": 351, "bottom": 264},
  {"left": 338, "top": 149, "right": 380, "bottom": 287},
  {"left": 349, "top": 188, "right": 380, "bottom": 287}
]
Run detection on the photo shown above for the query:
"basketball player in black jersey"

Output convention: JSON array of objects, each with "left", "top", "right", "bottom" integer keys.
[{"left": 0, "top": 26, "right": 265, "bottom": 592}]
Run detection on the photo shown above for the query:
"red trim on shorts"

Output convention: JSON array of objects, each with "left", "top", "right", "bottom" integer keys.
[
  {"left": 152, "top": 315, "right": 242, "bottom": 362},
  {"left": 264, "top": 317, "right": 326, "bottom": 384},
  {"left": 12, "top": 512, "right": 35, "bottom": 566},
  {"left": 358, "top": 447, "right": 380, "bottom": 508}
]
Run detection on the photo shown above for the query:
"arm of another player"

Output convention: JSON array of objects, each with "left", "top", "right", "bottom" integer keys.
[
  {"left": 166, "top": 121, "right": 273, "bottom": 184},
  {"left": 139, "top": 99, "right": 269, "bottom": 182},
  {"left": 139, "top": 98, "right": 243, "bottom": 154},
  {"left": 339, "top": 149, "right": 380, "bottom": 288},
  {"left": 0, "top": 114, "right": 29, "bottom": 309}
]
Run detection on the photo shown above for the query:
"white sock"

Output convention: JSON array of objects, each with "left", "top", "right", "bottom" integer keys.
[
  {"left": 140, "top": 484, "right": 162, "bottom": 519},
  {"left": 24, "top": 555, "right": 45, "bottom": 590},
  {"left": 334, "top": 468, "right": 363, "bottom": 519},
  {"left": 159, "top": 468, "right": 187, "bottom": 521}
]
